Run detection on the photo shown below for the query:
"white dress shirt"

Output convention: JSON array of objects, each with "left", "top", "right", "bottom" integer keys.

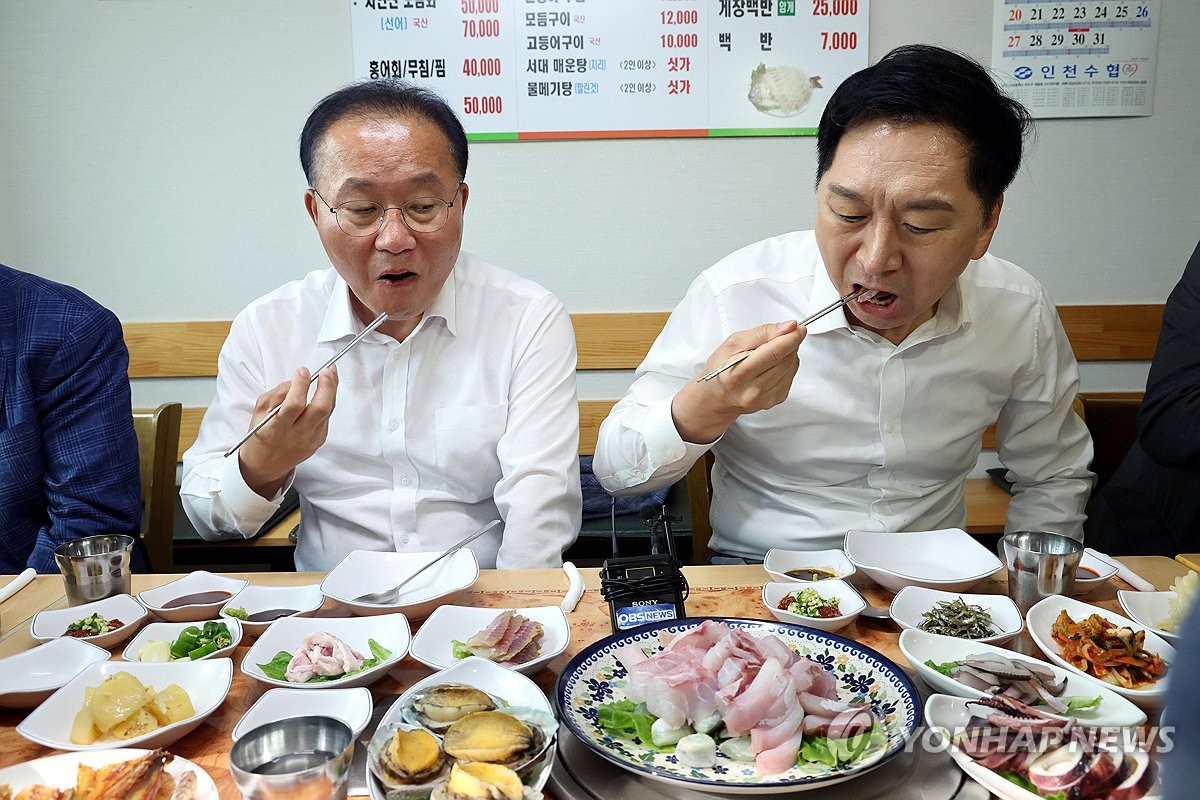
[
  {"left": 594, "top": 231, "right": 1094, "bottom": 560},
  {"left": 181, "top": 253, "right": 582, "bottom": 571}
]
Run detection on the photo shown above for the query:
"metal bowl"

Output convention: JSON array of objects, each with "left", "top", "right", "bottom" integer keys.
[{"left": 230, "top": 715, "right": 353, "bottom": 800}]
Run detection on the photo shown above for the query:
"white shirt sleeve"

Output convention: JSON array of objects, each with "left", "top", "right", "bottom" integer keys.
[
  {"left": 180, "top": 312, "right": 291, "bottom": 541},
  {"left": 593, "top": 274, "right": 722, "bottom": 495}
]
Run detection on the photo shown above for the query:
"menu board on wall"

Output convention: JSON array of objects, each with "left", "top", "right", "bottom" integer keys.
[
  {"left": 350, "top": 0, "right": 869, "bottom": 140},
  {"left": 990, "top": 0, "right": 1160, "bottom": 118}
]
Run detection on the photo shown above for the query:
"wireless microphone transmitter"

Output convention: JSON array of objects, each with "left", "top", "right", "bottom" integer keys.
[{"left": 599, "top": 505, "right": 689, "bottom": 633}]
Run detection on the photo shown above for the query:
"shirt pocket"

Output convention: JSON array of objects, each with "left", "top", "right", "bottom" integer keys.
[{"left": 434, "top": 404, "right": 508, "bottom": 498}]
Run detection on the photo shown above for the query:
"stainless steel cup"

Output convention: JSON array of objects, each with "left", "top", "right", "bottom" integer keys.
[
  {"left": 230, "top": 716, "right": 353, "bottom": 800},
  {"left": 1001, "top": 531, "right": 1083, "bottom": 614},
  {"left": 53, "top": 534, "right": 134, "bottom": 606}
]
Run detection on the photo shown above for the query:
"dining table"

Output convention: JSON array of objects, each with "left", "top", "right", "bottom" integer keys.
[{"left": 0, "top": 556, "right": 1190, "bottom": 799}]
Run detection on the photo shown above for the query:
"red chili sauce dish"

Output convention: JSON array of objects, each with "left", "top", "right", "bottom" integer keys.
[{"left": 161, "top": 590, "right": 235, "bottom": 609}]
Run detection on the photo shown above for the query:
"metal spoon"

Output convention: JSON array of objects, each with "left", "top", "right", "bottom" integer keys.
[
  {"left": 697, "top": 287, "right": 875, "bottom": 382},
  {"left": 351, "top": 519, "right": 502, "bottom": 605}
]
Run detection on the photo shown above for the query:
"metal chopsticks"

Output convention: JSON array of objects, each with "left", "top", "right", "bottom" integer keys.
[
  {"left": 223, "top": 311, "right": 389, "bottom": 457},
  {"left": 697, "top": 287, "right": 872, "bottom": 382}
]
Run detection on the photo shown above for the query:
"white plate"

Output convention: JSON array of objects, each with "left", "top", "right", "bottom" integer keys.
[
  {"left": 0, "top": 639, "right": 110, "bottom": 709},
  {"left": 1072, "top": 549, "right": 1121, "bottom": 593},
  {"left": 0, "top": 748, "right": 218, "bottom": 799},
  {"left": 898, "top": 628, "right": 1146, "bottom": 728},
  {"left": 320, "top": 548, "right": 479, "bottom": 619},
  {"left": 888, "top": 586, "right": 1023, "bottom": 646},
  {"left": 16, "top": 659, "right": 232, "bottom": 751},
  {"left": 30, "top": 593, "right": 149, "bottom": 649},
  {"left": 120, "top": 618, "right": 243, "bottom": 662},
  {"left": 1118, "top": 590, "right": 1181, "bottom": 644},
  {"left": 762, "top": 548, "right": 856, "bottom": 583},
  {"left": 408, "top": 605, "right": 570, "bottom": 676},
  {"left": 845, "top": 529, "right": 1004, "bottom": 593},
  {"left": 137, "top": 571, "right": 249, "bottom": 623},
  {"left": 556, "top": 617, "right": 919, "bottom": 794},
  {"left": 232, "top": 686, "right": 373, "bottom": 741},
  {"left": 1026, "top": 595, "right": 1175, "bottom": 709},
  {"left": 240, "top": 613, "right": 410, "bottom": 689},
  {"left": 220, "top": 583, "right": 325, "bottom": 636},
  {"left": 923, "top": 694, "right": 1161, "bottom": 800},
  {"left": 761, "top": 579, "right": 866, "bottom": 632},
  {"left": 367, "top": 656, "right": 555, "bottom": 800}
]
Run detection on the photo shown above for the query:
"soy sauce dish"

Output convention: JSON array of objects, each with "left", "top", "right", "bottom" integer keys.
[{"left": 138, "top": 572, "right": 249, "bottom": 623}]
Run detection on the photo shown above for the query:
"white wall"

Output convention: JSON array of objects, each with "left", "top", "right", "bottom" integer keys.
[{"left": 3, "top": 0, "right": 1198, "bottom": 406}]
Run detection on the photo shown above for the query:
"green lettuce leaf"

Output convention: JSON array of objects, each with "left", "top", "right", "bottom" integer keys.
[
  {"left": 597, "top": 700, "right": 663, "bottom": 750},
  {"left": 924, "top": 659, "right": 960, "bottom": 678}
]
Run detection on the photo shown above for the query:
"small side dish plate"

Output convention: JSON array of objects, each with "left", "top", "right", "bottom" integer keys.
[
  {"left": 1026, "top": 595, "right": 1175, "bottom": 710},
  {"left": 0, "top": 639, "right": 110, "bottom": 709},
  {"left": 407, "top": 605, "right": 570, "bottom": 676},
  {"left": 888, "top": 586, "right": 1023, "bottom": 646},
  {"left": 137, "top": 571, "right": 249, "bottom": 623},
  {"left": 30, "top": 594, "right": 148, "bottom": 650},
  {"left": 240, "top": 613, "right": 410, "bottom": 689},
  {"left": 220, "top": 583, "right": 325, "bottom": 637},
  {"left": 763, "top": 548, "right": 856, "bottom": 583},
  {"left": 16, "top": 659, "right": 233, "bottom": 751},
  {"left": 1117, "top": 590, "right": 1181, "bottom": 644},
  {"left": 761, "top": 579, "right": 866, "bottom": 632},
  {"left": 120, "top": 618, "right": 243, "bottom": 663},
  {"left": 232, "top": 686, "right": 373, "bottom": 741},
  {"left": 321, "top": 549, "right": 479, "bottom": 619}
]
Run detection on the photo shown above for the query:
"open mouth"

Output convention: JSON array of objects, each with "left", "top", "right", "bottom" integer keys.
[
  {"left": 380, "top": 271, "right": 416, "bottom": 284},
  {"left": 855, "top": 284, "right": 897, "bottom": 308}
]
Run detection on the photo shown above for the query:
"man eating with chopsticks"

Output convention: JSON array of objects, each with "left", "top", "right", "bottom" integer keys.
[
  {"left": 181, "top": 81, "right": 581, "bottom": 572},
  {"left": 594, "top": 45, "right": 1095, "bottom": 563}
]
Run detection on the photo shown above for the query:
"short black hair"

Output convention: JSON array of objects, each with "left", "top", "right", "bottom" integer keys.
[
  {"left": 299, "top": 80, "right": 468, "bottom": 186},
  {"left": 816, "top": 44, "right": 1031, "bottom": 213}
]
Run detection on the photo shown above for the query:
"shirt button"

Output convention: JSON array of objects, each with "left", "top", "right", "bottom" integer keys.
[
  {"left": 400, "top": 533, "right": 410, "bottom": 545},
  {"left": 401, "top": 476, "right": 410, "bottom": 486},
  {"left": 388, "top": 419, "right": 399, "bottom": 431},
  {"left": 884, "top": 421, "right": 897, "bottom": 434},
  {"left": 393, "top": 351, "right": 403, "bottom": 362}
]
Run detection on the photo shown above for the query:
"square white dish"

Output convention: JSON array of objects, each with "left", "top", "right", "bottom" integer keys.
[
  {"left": 120, "top": 618, "right": 243, "bottom": 662},
  {"left": 231, "top": 686, "right": 373, "bottom": 741},
  {"left": 761, "top": 579, "right": 866, "bottom": 632},
  {"left": 320, "top": 548, "right": 479, "bottom": 619},
  {"left": 408, "top": 605, "right": 570, "bottom": 676},
  {"left": 16, "top": 658, "right": 233, "bottom": 751},
  {"left": 763, "top": 548, "right": 856, "bottom": 583},
  {"left": 137, "top": 571, "right": 249, "bottom": 623},
  {"left": 30, "top": 593, "right": 148, "bottom": 650},
  {"left": 898, "top": 628, "right": 1147, "bottom": 728},
  {"left": 1117, "top": 590, "right": 1181, "bottom": 644},
  {"left": 844, "top": 528, "right": 1004, "bottom": 593},
  {"left": 1026, "top": 594, "right": 1175, "bottom": 709},
  {"left": 0, "top": 639, "right": 111, "bottom": 709},
  {"left": 240, "top": 613, "right": 410, "bottom": 689},
  {"left": 888, "top": 586, "right": 1023, "bottom": 646},
  {"left": 220, "top": 583, "right": 325, "bottom": 637}
]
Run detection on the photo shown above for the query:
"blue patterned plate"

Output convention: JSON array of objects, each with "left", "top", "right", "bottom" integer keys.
[{"left": 554, "top": 617, "right": 919, "bottom": 794}]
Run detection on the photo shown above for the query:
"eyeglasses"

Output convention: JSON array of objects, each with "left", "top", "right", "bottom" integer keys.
[{"left": 311, "top": 183, "right": 463, "bottom": 236}]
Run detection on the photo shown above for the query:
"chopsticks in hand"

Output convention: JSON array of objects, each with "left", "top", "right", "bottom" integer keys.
[
  {"left": 223, "top": 311, "right": 389, "bottom": 458},
  {"left": 696, "top": 287, "right": 873, "bottom": 382}
]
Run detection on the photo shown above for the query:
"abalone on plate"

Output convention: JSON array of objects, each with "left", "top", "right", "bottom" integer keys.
[
  {"left": 442, "top": 707, "right": 556, "bottom": 777},
  {"left": 430, "top": 762, "right": 526, "bottom": 800},
  {"left": 369, "top": 724, "right": 448, "bottom": 789},
  {"left": 403, "top": 684, "right": 503, "bottom": 733}
]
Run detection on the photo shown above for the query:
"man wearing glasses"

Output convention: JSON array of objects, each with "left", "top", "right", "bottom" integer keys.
[{"left": 181, "top": 81, "right": 581, "bottom": 572}]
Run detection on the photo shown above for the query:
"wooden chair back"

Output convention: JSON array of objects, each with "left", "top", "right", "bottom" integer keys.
[{"left": 133, "top": 402, "right": 182, "bottom": 572}]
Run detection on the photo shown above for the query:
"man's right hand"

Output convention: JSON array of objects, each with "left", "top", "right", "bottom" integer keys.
[
  {"left": 237, "top": 365, "right": 338, "bottom": 499},
  {"left": 670, "top": 321, "right": 805, "bottom": 444}
]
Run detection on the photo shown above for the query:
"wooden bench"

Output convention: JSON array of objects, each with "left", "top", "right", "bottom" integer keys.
[{"left": 124, "top": 304, "right": 1162, "bottom": 566}]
